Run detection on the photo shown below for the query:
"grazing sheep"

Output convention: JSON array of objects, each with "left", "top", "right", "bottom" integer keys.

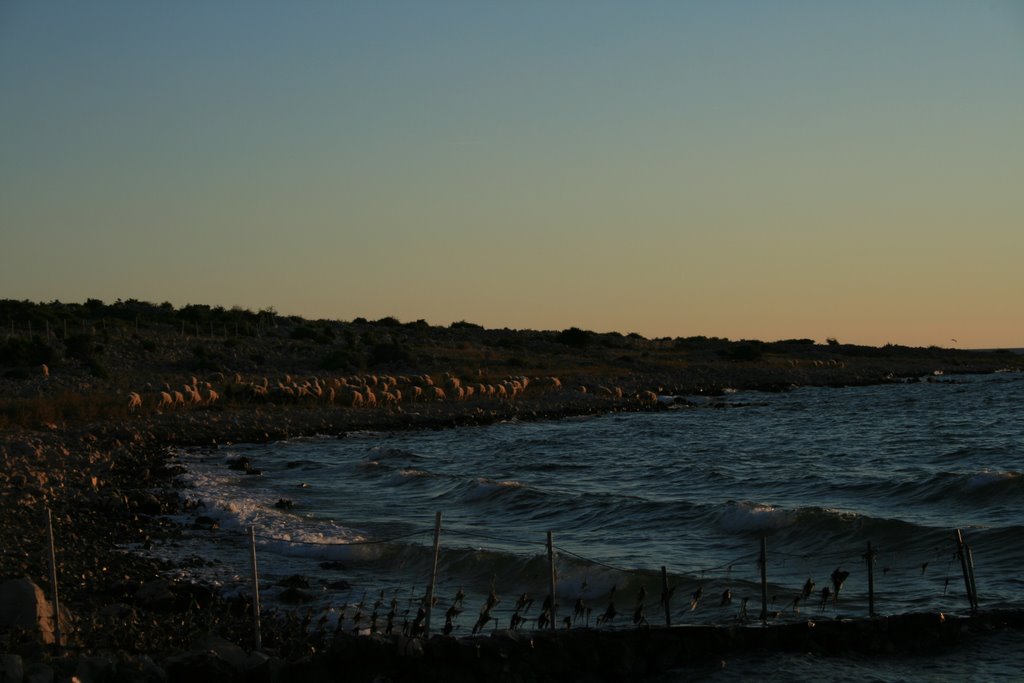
[
  {"left": 159, "top": 391, "right": 174, "bottom": 409},
  {"left": 410, "top": 386, "right": 423, "bottom": 401},
  {"left": 128, "top": 392, "right": 142, "bottom": 414},
  {"left": 173, "top": 390, "right": 186, "bottom": 406},
  {"left": 432, "top": 386, "right": 447, "bottom": 400},
  {"left": 40, "top": 364, "right": 49, "bottom": 379},
  {"left": 207, "top": 388, "right": 219, "bottom": 404}
]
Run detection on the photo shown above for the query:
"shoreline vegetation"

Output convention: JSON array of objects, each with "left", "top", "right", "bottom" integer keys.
[{"left": 1, "top": 298, "right": 1022, "bottom": 681}]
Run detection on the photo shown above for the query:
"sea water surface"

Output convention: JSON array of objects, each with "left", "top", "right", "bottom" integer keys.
[{"left": 165, "top": 372, "right": 1024, "bottom": 680}]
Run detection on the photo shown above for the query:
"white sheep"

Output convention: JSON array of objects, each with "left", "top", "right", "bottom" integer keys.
[{"left": 128, "top": 392, "right": 142, "bottom": 413}]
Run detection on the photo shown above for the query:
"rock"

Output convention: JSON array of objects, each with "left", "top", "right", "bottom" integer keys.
[
  {"left": 98, "top": 603, "right": 133, "bottom": 618},
  {"left": 276, "top": 575, "right": 309, "bottom": 589},
  {"left": 0, "top": 579, "right": 72, "bottom": 645},
  {"left": 318, "top": 561, "right": 347, "bottom": 571},
  {"left": 278, "top": 587, "right": 315, "bottom": 604},
  {"left": 73, "top": 655, "right": 117, "bottom": 683},
  {"left": 0, "top": 654, "right": 23, "bottom": 683},
  {"left": 135, "top": 580, "right": 175, "bottom": 611},
  {"left": 162, "top": 650, "right": 237, "bottom": 683},
  {"left": 274, "top": 498, "right": 293, "bottom": 510},
  {"left": 192, "top": 516, "right": 220, "bottom": 530},
  {"left": 23, "top": 663, "right": 54, "bottom": 683},
  {"left": 226, "top": 456, "right": 251, "bottom": 471}
]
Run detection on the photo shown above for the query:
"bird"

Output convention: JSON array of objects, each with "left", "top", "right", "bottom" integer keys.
[
  {"left": 597, "top": 586, "right": 618, "bottom": 626},
  {"left": 831, "top": 568, "right": 850, "bottom": 604}
]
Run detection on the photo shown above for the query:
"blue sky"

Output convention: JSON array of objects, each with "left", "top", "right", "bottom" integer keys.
[{"left": 2, "top": 1, "right": 1022, "bottom": 346}]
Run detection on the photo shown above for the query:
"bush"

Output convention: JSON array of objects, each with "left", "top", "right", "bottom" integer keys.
[
  {"left": 555, "top": 327, "right": 592, "bottom": 349},
  {"left": 720, "top": 342, "right": 763, "bottom": 362},
  {"left": 367, "top": 343, "right": 414, "bottom": 367},
  {"left": 321, "top": 349, "right": 361, "bottom": 372},
  {"left": 64, "top": 334, "right": 100, "bottom": 362},
  {"left": 0, "top": 337, "right": 55, "bottom": 367}
]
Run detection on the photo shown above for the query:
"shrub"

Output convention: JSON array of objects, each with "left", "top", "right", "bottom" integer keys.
[
  {"left": 64, "top": 334, "right": 100, "bottom": 362},
  {"left": 367, "top": 342, "right": 414, "bottom": 367},
  {"left": 555, "top": 327, "right": 592, "bottom": 349},
  {"left": 321, "top": 349, "right": 361, "bottom": 372},
  {"left": 720, "top": 342, "right": 763, "bottom": 362},
  {"left": 0, "top": 336, "right": 55, "bottom": 366}
]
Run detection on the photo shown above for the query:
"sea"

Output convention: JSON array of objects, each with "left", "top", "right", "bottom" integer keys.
[{"left": 161, "top": 371, "right": 1024, "bottom": 681}]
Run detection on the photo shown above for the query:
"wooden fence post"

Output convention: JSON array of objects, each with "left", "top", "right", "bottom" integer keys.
[
  {"left": 46, "top": 509, "right": 62, "bottom": 649},
  {"left": 547, "top": 531, "right": 557, "bottom": 630},
  {"left": 955, "top": 529, "right": 976, "bottom": 612},
  {"left": 864, "top": 541, "right": 877, "bottom": 617},
  {"left": 759, "top": 538, "right": 768, "bottom": 624},
  {"left": 249, "top": 526, "right": 262, "bottom": 649},
  {"left": 424, "top": 512, "right": 443, "bottom": 638},
  {"left": 661, "top": 566, "right": 671, "bottom": 626},
  {"left": 966, "top": 544, "right": 979, "bottom": 611}
]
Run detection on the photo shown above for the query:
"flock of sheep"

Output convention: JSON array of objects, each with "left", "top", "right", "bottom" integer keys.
[
  {"left": 127, "top": 372, "right": 662, "bottom": 414},
  {"left": 124, "top": 372, "right": 641, "bottom": 414}
]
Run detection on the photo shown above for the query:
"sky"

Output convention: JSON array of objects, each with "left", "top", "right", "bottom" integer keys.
[{"left": 1, "top": 1, "right": 1022, "bottom": 348}]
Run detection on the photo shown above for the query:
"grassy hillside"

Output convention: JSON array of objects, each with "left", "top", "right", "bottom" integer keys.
[{"left": 1, "top": 298, "right": 1019, "bottom": 431}]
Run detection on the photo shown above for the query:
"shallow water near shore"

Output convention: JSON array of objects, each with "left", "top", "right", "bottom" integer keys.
[{"left": 164, "top": 372, "right": 1024, "bottom": 680}]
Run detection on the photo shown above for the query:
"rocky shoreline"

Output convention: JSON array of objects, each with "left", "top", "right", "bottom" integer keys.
[{"left": 3, "top": 365, "right": 1024, "bottom": 681}]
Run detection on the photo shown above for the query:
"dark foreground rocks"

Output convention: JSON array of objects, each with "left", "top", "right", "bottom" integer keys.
[{"left": 1, "top": 609, "right": 1020, "bottom": 683}]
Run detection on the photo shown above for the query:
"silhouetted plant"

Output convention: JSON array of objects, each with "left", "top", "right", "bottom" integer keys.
[
  {"left": 368, "top": 342, "right": 414, "bottom": 367},
  {"left": 555, "top": 327, "right": 592, "bottom": 349}
]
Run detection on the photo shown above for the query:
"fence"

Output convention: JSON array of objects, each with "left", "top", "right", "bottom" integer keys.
[{"left": 38, "top": 508, "right": 984, "bottom": 651}]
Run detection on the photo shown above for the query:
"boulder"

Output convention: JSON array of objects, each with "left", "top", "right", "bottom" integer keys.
[
  {"left": 0, "top": 654, "right": 23, "bottom": 683},
  {"left": 23, "top": 663, "right": 54, "bottom": 683},
  {"left": 0, "top": 579, "right": 72, "bottom": 645}
]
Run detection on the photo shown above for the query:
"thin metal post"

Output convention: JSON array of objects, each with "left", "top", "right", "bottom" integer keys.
[
  {"left": 661, "top": 566, "right": 671, "bottom": 626},
  {"left": 249, "top": 526, "right": 262, "bottom": 649},
  {"left": 759, "top": 538, "right": 768, "bottom": 624},
  {"left": 46, "top": 509, "right": 62, "bottom": 649},
  {"left": 955, "top": 529, "right": 974, "bottom": 612},
  {"left": 547, "top": 531, "right": 557, "bottom": 630},
  {"left": 865, "top": 541, "right": 876, "bottom": 617},
  {"left": 424, "top": 512, "right": 442, "bottom": 637}
]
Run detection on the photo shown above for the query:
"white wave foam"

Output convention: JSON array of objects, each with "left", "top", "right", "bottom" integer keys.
[
  {"left": 177, "top": 456, "right": 374, "bottom": 561},
  {"left": 463, "top": 478, "right": 525, "bottom": 502},
  {"left": 718, "top": 502, "right": 795, "bottom": 532}
]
